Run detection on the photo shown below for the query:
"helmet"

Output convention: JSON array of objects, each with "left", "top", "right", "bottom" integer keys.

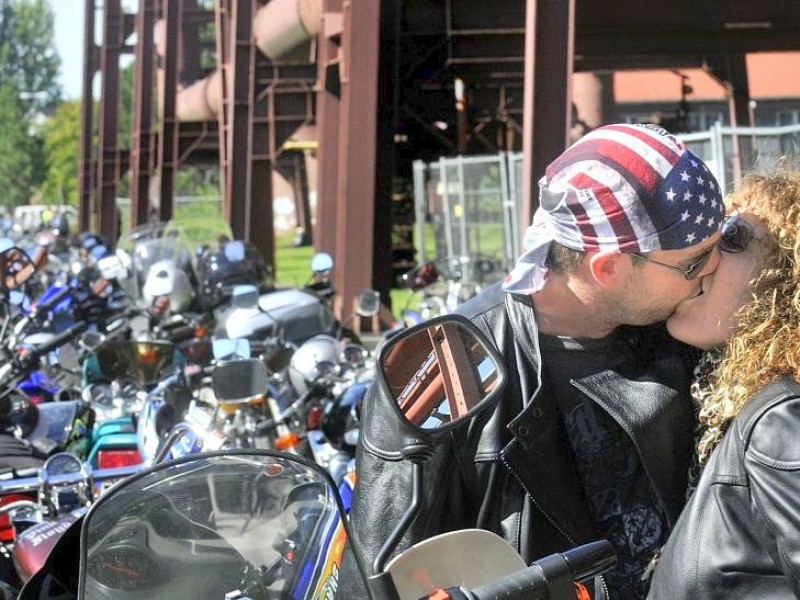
[
  {"left": 288, "top": 335, "right": 340, "bottom": 397},
  {"left": 142, "top": 259, "right": 195, "bottom": 313},
  {"left": 321, "top": 381, "right": 366, "bottom": 451},
  {"left": 197, "top": 241, "right": 272, "bottom": 310}
]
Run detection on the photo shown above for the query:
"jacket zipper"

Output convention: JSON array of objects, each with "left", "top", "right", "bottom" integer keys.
[{"left": 500, "top": 451, "right": 610, "bottom": 599}]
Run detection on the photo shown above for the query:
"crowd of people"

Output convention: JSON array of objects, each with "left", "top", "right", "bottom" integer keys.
[{"left": 340, "top": 123, "right": 800, "bottom": 599}]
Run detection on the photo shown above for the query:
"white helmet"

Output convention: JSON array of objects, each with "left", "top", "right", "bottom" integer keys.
[
  {"left": 288, "top": 335, "right": 340, "bottom": 397},
  {"left": 142, "top": 259, "right": 194, "bottom": 313}
]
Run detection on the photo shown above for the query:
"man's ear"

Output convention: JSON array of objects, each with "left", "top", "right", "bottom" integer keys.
[{"left": 587, "top": 251, "right": 625, "bottom": 288}]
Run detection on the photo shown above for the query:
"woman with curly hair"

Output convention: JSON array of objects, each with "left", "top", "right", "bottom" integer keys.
[{"left": 648, "top": 169, "right": 800, "bottom": 599}]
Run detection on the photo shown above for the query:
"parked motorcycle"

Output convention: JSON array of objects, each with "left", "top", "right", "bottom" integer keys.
[{"left": 18, "top": 316, "right": 617, "bottom": 600}]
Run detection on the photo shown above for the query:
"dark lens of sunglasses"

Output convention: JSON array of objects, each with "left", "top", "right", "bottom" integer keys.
[{"left": 720, "top": 217, "right": 752, "bottom": 253}]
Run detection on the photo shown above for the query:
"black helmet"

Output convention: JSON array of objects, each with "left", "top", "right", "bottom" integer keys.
[
  {"left": 320, "top": 381, "right": 367, "bottom": 451},
  {"left": 197, "top": 240, "right": 272, "bottom": 310}
]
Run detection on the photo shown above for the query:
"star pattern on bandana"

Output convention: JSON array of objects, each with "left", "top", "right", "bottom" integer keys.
[{"left": 658, "top": 153, "right": 724, "bottom": 248}]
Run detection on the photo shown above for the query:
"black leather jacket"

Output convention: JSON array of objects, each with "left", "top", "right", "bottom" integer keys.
[
  {"left": 649, "top": 376, "right": 800, "bottom": 599},
  {"left": 339, "top": 283, "right": 698, "bottom": 598}
]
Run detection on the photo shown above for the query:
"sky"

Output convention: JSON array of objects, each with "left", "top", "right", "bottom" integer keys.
[{"left": 49, "top": 0, "right": 85, "bottom": 99}]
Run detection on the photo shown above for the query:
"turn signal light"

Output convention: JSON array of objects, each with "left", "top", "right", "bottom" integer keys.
[{"left": 274, "top": 432, "right": 300, "bottom": 451}]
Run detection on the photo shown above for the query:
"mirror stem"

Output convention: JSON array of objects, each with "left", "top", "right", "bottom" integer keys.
[{"left": 372, "top": 442, "right": 434, "bottom": 577}]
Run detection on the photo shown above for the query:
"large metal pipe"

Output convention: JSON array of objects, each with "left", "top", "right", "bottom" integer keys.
[
  {"left": 254, "top": 0, "right": 322, "bottom": 61},
  {"left": 166, "top": 0, "right": 322, "bottom": 122}
]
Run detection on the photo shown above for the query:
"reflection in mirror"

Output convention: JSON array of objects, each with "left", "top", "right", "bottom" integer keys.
[
  {"left": 212, "top": 358, "right": 268, "bottom": 403},
  {"left": 381, "top": 321, "right": 501, "bottom": 430}
]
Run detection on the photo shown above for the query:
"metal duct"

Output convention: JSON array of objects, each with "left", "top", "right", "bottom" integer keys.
[
  {"left": 167, "top": 0, "right": 322, "bottom": 122},
  {"left": 254, "top": 0, "right": 322, "bottom": 60}
]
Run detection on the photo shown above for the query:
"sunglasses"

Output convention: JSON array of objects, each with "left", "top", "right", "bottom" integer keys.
[
  {"left": 630, "top": 245, "right": 716, "bottom": 280},
  {"left": 718, "top": 214, "right": 754, "bottom": 254}
]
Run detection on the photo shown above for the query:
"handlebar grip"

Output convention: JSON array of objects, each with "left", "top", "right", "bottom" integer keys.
[
  {"left": 468, "top": 541, "right": 616, "bottom": 600},
  {"left": 28, "top": 322, "right": 88, "bottom": 359},
  {"left": 35, "top": 285, "right": 73, "bottom": 315},
  {"left": 562, "top": 540, "right": 617, "bottom": 582}
]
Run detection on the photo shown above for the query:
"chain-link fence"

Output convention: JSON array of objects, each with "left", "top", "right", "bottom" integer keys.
[
  {"left": 412, "top": 154, "right": 522, "bottom": 287},
  {"left": 413, "top": 123, "right": 800, "bottom": 288},
  {"left": 682, "top": 123, "right": 800, "bottom": 194}
]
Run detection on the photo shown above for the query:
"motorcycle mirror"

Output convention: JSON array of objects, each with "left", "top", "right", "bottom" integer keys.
[
  {"left": 378, "top": 315, "right": 505, "bottom": 436},
  {"left": 212, "top": 358, "right": 268, "bottom": 403},
  {"left": 223, "top": 240, "right": 245, "bottom": 262},
  {"left": 310, "top": 252, "right": 333, "bottom": 274},
  {"left": 230, "top": 284, "right": 260, "bottom": 309},
  {"left": 8, "top": 289, "right": 28, "bottom": 307},
  {"left": 212, "top": 338, "right": 251, "bottom": 361},
  {"left": 356, "top": 289, "right": 381, "bottom": 317}
]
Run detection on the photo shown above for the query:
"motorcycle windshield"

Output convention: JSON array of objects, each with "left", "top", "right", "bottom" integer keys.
[
  {"left": 79, "top": 451, "right": 351, "bottom": 600},
  {"left": 132, "top": 238, "right": 191, "bottom": 293},
  {"left": 92, "top": 341, "right": 182, "bottom": 387}
]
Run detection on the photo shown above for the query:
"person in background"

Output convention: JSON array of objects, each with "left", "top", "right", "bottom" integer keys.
[
  {"left": 339, "top": 123, "right": 725, "bottom": 599},
  {"left": 648, "top": 169, "right": 800, "bottom": 599}
]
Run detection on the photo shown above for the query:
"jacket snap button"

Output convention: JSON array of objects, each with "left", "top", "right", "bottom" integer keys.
[
  {"left": 518, "top": 425, "right": 530, "bottom": 437},
  {"left": 531, "top": 407, "right": 543, "bottom": 419}
]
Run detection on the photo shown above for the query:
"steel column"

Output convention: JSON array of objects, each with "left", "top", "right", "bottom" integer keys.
[
  {"left": 78, "top": 0, "right": 97, "bottom": 232},
  {"left": 333, "top": 0, "right": 381, "bottom": 318},
  {"left": 247, "top": 49, "right": 275, "bottom": 270},
  {"left": 96, "top": 0, "right": 124, "bottom": 244},
  {"left": 521, "top": 0, "right": 574, "bottom": 227},
  {"left": 157, "top": 0, "right": 181, "bottom": 223},
  {"left": 314, "top": 0, "right": 343, "bottom": 255},
  {"left": 129, "top": 0, "right": 156, "bottom": 227}
]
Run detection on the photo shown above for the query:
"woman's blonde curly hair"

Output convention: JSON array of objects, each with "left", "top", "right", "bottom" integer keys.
[{"left": 697, "top": 168, "right": 800, "bottom": 452}]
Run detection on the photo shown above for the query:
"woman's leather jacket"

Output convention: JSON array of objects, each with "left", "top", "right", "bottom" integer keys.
[
  {"left": 649, "top": 376, "right": 800, "bottom": 599},
  {"left": 338, "top": 283, "right": 698, "bottom": 598}
]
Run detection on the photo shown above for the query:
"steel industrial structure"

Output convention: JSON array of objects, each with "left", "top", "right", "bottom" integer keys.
[{"left": 79, "top": 0, "right": 800, "bottom": 320}]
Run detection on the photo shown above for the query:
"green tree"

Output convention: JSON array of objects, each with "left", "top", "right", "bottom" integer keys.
[
  {"left": 0, "top": 0, "right": 60, "bottom": 117},
  {"left": 38, "top": 100, "right": 81, "bottom": 205},
  {"left": 0, "top": 83, "right": 38, "bottom": 206}
]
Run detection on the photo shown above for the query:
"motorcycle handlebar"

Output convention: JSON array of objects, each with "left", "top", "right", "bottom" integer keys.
[
  {"left": 0, "top": 463, "right": 141, "bottom": 495},
  {"left": 453, "top": 540, "right": 616, "bottom": 600},
  {"left": 26, "top": 321, "right": 88, "bottom": 360}
]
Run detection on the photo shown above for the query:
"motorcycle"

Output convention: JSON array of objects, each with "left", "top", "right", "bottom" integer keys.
[{"left": 18, "top": 316, "right": 617, "bottom": 600}]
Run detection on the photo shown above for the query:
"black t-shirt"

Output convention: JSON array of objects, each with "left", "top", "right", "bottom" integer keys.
[{"left": 539, "top": 331, "right": 667, "bottom": 600}]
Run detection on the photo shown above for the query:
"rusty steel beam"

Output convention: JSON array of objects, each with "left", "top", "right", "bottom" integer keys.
[
  {"left": 521, "top": 0, "right": 574, "bottom": 227},
  {"left": 96, "top": 0, "right": 125, "bottom": 245},
  {"left": 314, "top": 0, "right": 343, "bottom": 255},
  {"left": 333, "top": 0, "right": 381, "bottom": 318},
  {"left": 129, "top": 0, "right": 156, "bottom": 227},
  {"left": 157, "top": 0, "right": 181, "bottom": 224},
  {"left": 248, "top": 49, "right": 275, "bottom": 270},
  {"left": 224, "top": 0, "right": 252, "bottom": 239},
  {"left": 214, "top": 0, "right": 232, "bottom": 213},
  {"left": 78, "top": 0, "right": 97, "bottom": 232}
]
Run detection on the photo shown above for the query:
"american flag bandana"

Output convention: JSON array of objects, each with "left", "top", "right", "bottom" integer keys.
[{"left": 503, "top": 124, "right": 724, "bottom": 295}]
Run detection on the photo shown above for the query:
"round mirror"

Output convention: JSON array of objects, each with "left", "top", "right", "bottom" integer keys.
[
  {"left": 379, "top": 316, "right": 505, "bottom": 433},
  {"left": 310, "top": 252, "right": 333, "bottom": 274},
  {"left": 223, "top": 240, "right": 245, "bottom": 262}
]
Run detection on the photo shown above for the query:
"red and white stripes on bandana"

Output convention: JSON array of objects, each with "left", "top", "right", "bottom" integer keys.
[{"left": 503, "top": 124, "right": 724, "bottom": 295}]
